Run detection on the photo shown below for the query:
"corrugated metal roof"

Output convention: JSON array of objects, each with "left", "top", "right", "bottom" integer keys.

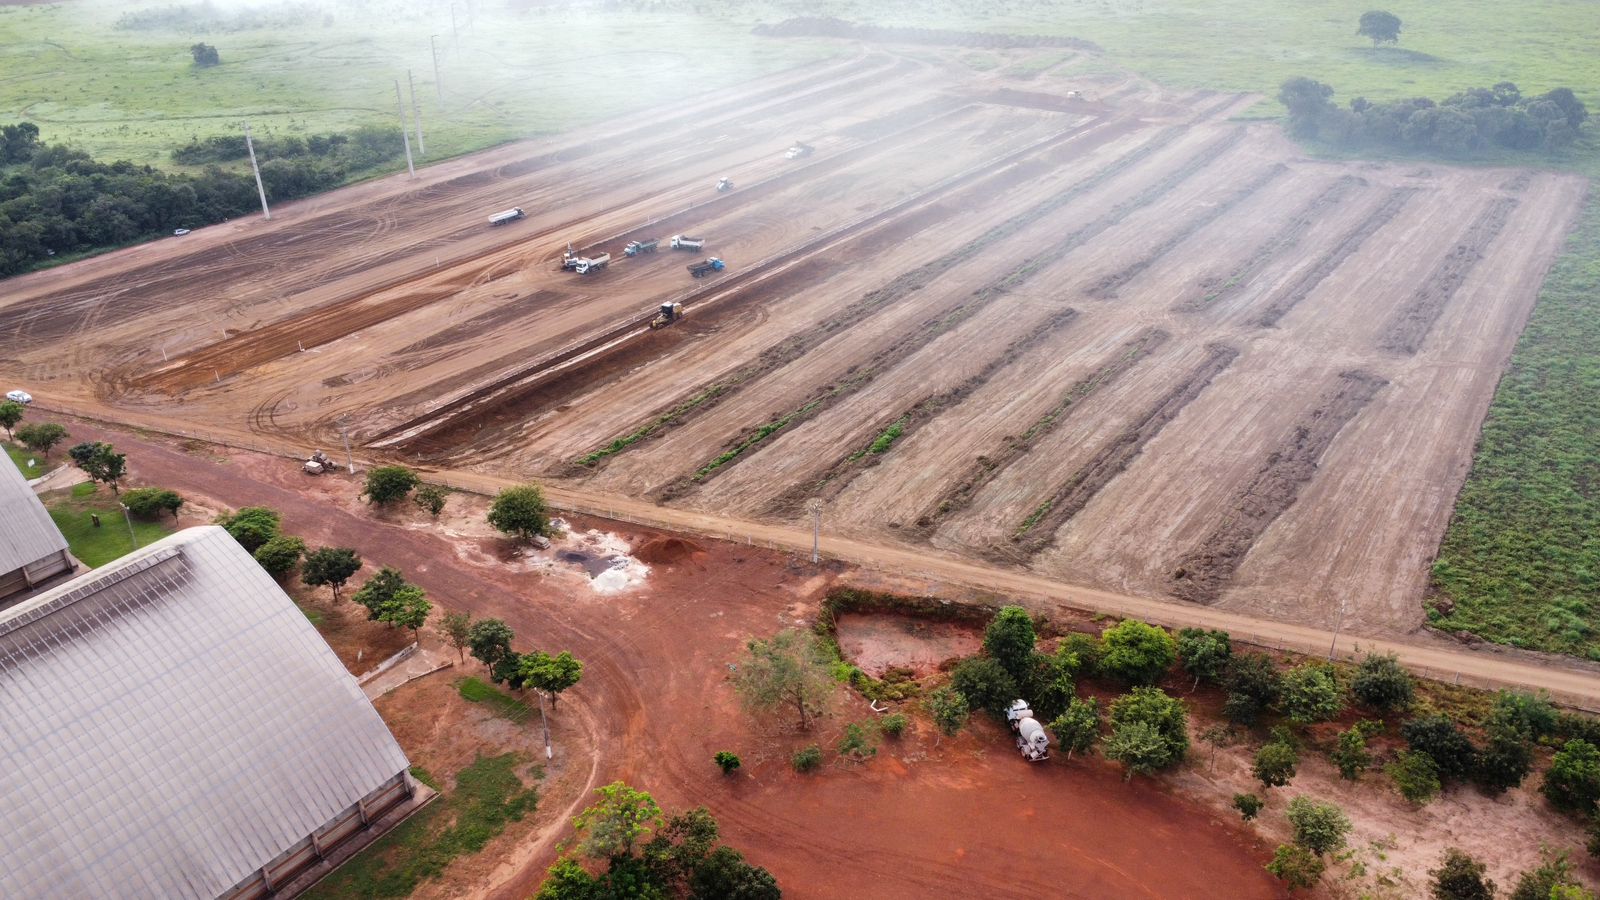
[
  {"left": 0, "top": 451, "right": 68, "bottom": 573},
  {"left": 0, "top": 526, "right": 411, "bottom": 900}
]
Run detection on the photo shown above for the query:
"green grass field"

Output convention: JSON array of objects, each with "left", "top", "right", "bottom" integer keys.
[
  {"left": 2, "top": 440, "right": 39, "bottom": 476},
  {"left": 457, "top": 676, "right": 532, "bottom": 725},
  {"left": 44, "top": 482, "right": 175, "bottom": 567}
]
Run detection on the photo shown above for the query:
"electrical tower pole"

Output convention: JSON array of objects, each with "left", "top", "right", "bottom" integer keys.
[
  {"left": 806, "top": 498, "right": 823, "bottom": 564},
  {"left": 394, "top": 80, "right": 416, "bottom": 178},
  {"left": 339, "top": 419, "right": 355, "bottom": 474},
  {"left": 242, "top": 121, "right": 271, "bottom": 220},
  {"left": 408, "top": 69, "right": 425, "bottom": 155},
  {"left": 430, "top": 35, "right": 444, "bottom": 102}
]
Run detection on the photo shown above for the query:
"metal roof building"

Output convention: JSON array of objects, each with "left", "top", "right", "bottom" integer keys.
[
  {"left": 0, "top": 454, "right": 72, "bottom": 603},
  {"left": 0, "top": 526, "right": 415, "bottom": 899}
]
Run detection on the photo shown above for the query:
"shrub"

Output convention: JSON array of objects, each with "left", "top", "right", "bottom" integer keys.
[
  {"left": 1474, "top": 720, "right": 1534, "bottom": 796},
  {"left": 1286, "top": 797, "right": 1350, "bottom": 856},
  {"left": 414, "top": 483, "right": 449, "bottom": 518},
  {"left": 713, "top": 752, "right": 741, "bottom": 775},
  {"left": 1254, "top": 739, "right": 1299, "bottom": 789},
  {"left": 487, "top": 483, "right": 553, "bottom": 542},
  {"left": 1429, "top": 848, "right": 1496, "bottom": 900},
  {"left": 1222, "top": 653, "right": 1282, "bottom": 726},
  {"left": 1176, "top": 627, "right": 1231, "bottom": 689},
  {"left": 1049, "top": 697, "right": 1101, "bottom": 760},
  {"left": 252, "top": 534, "right": 305, "bottom": 580},
  {"left": 120, "top": 487, "right": 182, "bottom": 519},
  {"left": 925, "top": 687, "right": 969, "bottom": 736},
  {"left": 950, "top": 656, "right": 1017, "bottom": 716},
  {"left": 1232, "top": 793, "right": 1263, "bottom": 821},
  {"left": 1544, "top": 739, "right": 1600, "bottom": 815},
  {"left": 1266, "top": 843, "right": 1325, "bottom": 892},
  {"left": 1495, "top": 691, "right": 1559, "bottom": 740},
  {"left": 1106, "top": 687, "right": 1188, "bottom": 776},
  {"left": 364, "top": 465, "right": 419, "bottom": 504},
  {"left": 1279, "top": 663, "right": 1344, "bottom": 725},
  {"left": 1510, "top": 847, "right": 1584, "bottom": 900},
  {"left": 1056, "top": 632, "right": 1101, "bottom": 678},
  {"left": 1403, "top": 715, "right": 1478, "bottom": 782},
  {"left": 1331, "top": 722, "right": 1377, "bottom": 781},
  {"left": 983, "top": 606, "right": 1037, "bottom": 682},
  {"left": 791, "top": 745, "right": 822, "bottom": 773},
  {"left": 1098, "top": 619, "right": 1177, "bottom": 685},
  {"left": 837, "top": 722, "right": 876, "bottom": 760},
  {"left": 1389, "top": 750, "right": 1442, "bottom": 805},
  {"left": 218, "top": 506, "right": 280, "bottom": 553},
  {"left": 1351, "top": 652, "right": 1414, "bottom": 712},
  {"left": 881, "top": 713, "right": 908, "bottom": 737}
]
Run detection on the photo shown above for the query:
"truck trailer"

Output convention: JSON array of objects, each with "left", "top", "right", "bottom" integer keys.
[{"left": 488, "top": 207, "right": 526, "bottom": 226}]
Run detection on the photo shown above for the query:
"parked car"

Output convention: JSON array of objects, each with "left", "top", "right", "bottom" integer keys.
[
  {"left": 6, "top": 390, "right": 33, "bottom": 405},
  {"left": 173, "top": 228, "right": 191, "bottom": 236}
]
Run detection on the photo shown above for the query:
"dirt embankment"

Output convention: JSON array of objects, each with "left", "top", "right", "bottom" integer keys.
[
  {"left": 753, "top": 17, "right": 1102, "bottom": 52},
  {"left": 1380, "top": 196, "right": 1518, "bottom": 355},
  {"left": 1171, "top": 371, "right": 1389, "bottom": 603}
]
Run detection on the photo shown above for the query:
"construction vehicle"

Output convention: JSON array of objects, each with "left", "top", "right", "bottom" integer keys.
[
  {"left": 786, "top": 142, "right": 814, "bottom": 159},
  {"left": 488, "top": 207, "right": 526, "bottom": 226},
  {"left": 651, "top": 302, "right": 684, "bottom": 329},
  {"left": 687, "top": 257, "right": 725, "bottom": 278},
  {"left": 624, "top": 239, "right": 659, "bottom": 257},
  {"left": 561, "top": 244, "right": 579, "bottom": 270},
  {"left": 1006, "top": 699, "right": 1051, "bottom": 762},
  {"left": 669, "top": 235, "right": 705, "bottom": 252},
  {"left": 573, "top": 253, "right": 610, "bottom": 275},
  {"left": 302, "top": 450, "right": 337, "bottom": 476},
  {"left": 716, "top": 177, "right": 733, "bottom": 193}
]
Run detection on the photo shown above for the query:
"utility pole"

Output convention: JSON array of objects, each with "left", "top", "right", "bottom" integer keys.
[
  {"left": 1328, "top": 598, "right": 1347, "bottom": 662},
  {"left": 339, "top": 419, "right": 355, "bottom": 474},
  {"left": 450, "top": 2, "right": 459, "bottom": 47},
  {"left": 408, "top": 69, "right": 425, "bottom": 156},
  {"left": 430, "top": 35, "right": 443, "bottom": 102},
  {"left": 538, "top": 692, "right": 552, "bottom": 760},
  {"left": 242, "top": 121, "right": 271, "bottom": 220},
  {"left": 394, "top": 80, "right": 416, "bottom": 178},
  {"left": 118, "top": 502, "right": 138, "bottom": 550},
  {"left": 806, "top": 498, "right": 823, "bottom": 564}
]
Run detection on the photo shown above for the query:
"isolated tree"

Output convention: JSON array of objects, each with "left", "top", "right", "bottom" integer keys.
[
  {"left": 714, "top": 752, "right": 741, "bottom": 775},
  {"left": 301, "top": 547, "right": 362, "bottom": 601},
  {"left": 732, "top": 629, "right": 834, "bottom": 729},
  {"left": 120, "top": 487, "right": 182, "bottom": 519},
  {"left": 363, "top": 465, "right": 419, "bottom": 505},
  {"left": 1389, "top": 749, "right": 1443, "bottom": 805},
  {"left": 520, "top": 650, "right": 583, "bottom": 708},
  {"left": 189, "top": 42, "right": 221, "bottom": 67},
  {"left": 15, "top": 422, "right": 67, "bottom": 458},
  {"left": 468, "top": 617, "right": 517, "bottom": 673},
  {"left": 1357, "top": 10, "right": 1402, "bottom": 46},
  {"left": 1177, "top": 627, "right": 1231, "bottom": 690},
  {"left": 488, "top": 483, "right": 553, "bottom": 543},
  {"left": 380, "top": 585, "right": 431, "bottom": 639},
  {"left": 1287, "top": 796, "right": 1351, "bottom": 856},
  {"left": 0, "top": 400, "right": 23, "bottom": 439},
  {"left": 252, "top": 534, "right": 305, "bottom": 580},
  {"left": 1430, "top": 848, "right": 1496, "bottom": 900},
  {"left": 217, "top": 505, "right": 281, "bottom": 553},
  {"left": 1223, "top": 653, "right": 1283, "bottom": 725},
  {"left": 1233, "top": 793, "right": 1263, "bottom": 821},
  {"left": 950, "top": 656, "right": 1018, "bottom": 716},
  {"left": 1280, "top": 663, "right": 1344, "bottom": 725},
  {"left": 1404, "top": 714, "right": 1478, "bottom": 782},
  {"left": 1049, "top": 697, "right": 1101, "bottom": 760},
  {"left": 413, "top": 483, "right": 449, "bottom": 518},
  {"left": 1544, "top": 739, "right": 1600, "bottom": 815},
  {"left": 1332, "top": 721, "right": 1378, "bottom": 781},
  {"left": 1255, "top": 738, "right": 1299, "bottom": 789},
  {"left": 441, "top": 610, "right": 472, "bottom": 663},
  {"left": 68, "top": 441, "right": 127, "bottom": 493},
  {"left": 1351, "top": 652, "right": 1414, "bottom": 712},
  {"left": 982, "top": 606, "right": 1037, "bottom": 683},
  {"left": 1267, "top": 843, "right": 1325, "bottom": 893},
  {"left": 351, "top": 566, "right": 409, "bottom": 619},
  {"left": 572, "top": 782, "right": 662, "bottom": 860},
  {"left": 1098, "top": 619, "right": 1177, "bottom": 685},
  {"left": 926, "top": 686, "right": 970, "bottom": 737}
]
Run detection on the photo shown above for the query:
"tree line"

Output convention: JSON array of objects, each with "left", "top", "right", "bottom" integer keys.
[
  {"left": 0, "top": 121, "right": 402, "bottom": 277},
  {"left": 1279, "top": 77, "right": 1589, "bottom": 156}
]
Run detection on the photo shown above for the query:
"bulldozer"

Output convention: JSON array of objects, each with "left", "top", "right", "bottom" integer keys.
[{"left": 650, "top": 302, "right": 684, "bottom": 329}]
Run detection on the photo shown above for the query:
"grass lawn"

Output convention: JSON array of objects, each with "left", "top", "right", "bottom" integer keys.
[
  {"left": 44, "top": 482, "right": 175, "bottom": 568},
  {"left": 301, "top": 754, "right": 538, "bottom": 900},
  {"left": 458, "top": 677, "right": 532, "bottom": 725},
  {"left": 2, "top": 440, "right": 41, "bottom": 476}
]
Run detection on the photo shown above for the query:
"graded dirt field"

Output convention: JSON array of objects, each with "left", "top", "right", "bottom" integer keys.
[{"left": 0, "top": 45, "right": 1584, "bottom": 647}]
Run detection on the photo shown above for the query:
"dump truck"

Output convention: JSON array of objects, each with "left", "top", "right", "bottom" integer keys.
[
  {"left": 651, "top": 302, "right": 684, "bottom": 329},
  {"left": 489, "top": 207, "right": 525, "bottom": 226},
  {"left": 716, "top": 177, "right": 733, "bottom": 193},
  {"left": 573, "top": 253, "right": 610, "bottom": 275},
  {"left": 302, "top": 450, "right": 336, "bottom": 476},
  {"left": 786, "top": 142, "right": 814, "bottom": 159},
  {"left": 624, "top": 239, "right": 659, "bottom": 257},
  {"left": 687, "top": 257, "right": 725, "bottom": 278},
  {"left": 669, "top": 235, "right": 705, "bottom": 252},
  {"left": 1006, "top": 699, "right": 1051, "bottom": 762}
]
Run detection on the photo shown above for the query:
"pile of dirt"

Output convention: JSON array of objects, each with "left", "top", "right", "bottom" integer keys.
[
  {"left": 633, "top": 536, "right": 704, "bottom": 565},
  {"left": 753, "top": 17, "right": 1101, "bottom": 52}
]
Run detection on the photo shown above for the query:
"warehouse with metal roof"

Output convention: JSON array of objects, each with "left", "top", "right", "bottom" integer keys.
[
  {"left": 0, "top": 526, "right": 417, "bottom": 900},
  {"left": 0, "top": 452, "right": 72, "bottom": 605}
]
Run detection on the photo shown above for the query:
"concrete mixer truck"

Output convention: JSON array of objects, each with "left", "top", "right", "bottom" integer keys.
[{"left": 1006, "top": 699, "right": 1051, "bottom": 762}]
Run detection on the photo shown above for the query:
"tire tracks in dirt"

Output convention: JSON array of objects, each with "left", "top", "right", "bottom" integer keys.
[
  {"left": 1171, "top": 176, "right": 1364, "bottom": 314},
  {"left": 1378, "top": 196, "right": 1519, "bottom": 355},
  {"left": 1169, "top": 370, "right": 1389, "bottom": 604},
  {"left": 998, "top": 343, "right": 1241, "bottom": 562},
  {"left": 1087, "top": 163, "right": 1287, "bottom": 299},
  {"left": 1253, "top": 188, "right": 1418, "bottom": 327},
  {"left": 908, "top": 328, "right": 1170, "bottom": 537},
  {"left": 762, "top": 308, "right": 1082, "bottom": 517},
  {"left": 652, "top": 127, "right": 1244, "bottom": 500}
]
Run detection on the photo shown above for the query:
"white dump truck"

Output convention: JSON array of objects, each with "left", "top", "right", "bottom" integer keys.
[
  {"left": 488, "top": 207, "right": 525, "bottom": 226},
  {"left": 573, "top": 253, "right": 610, "bottom": 275},
  {"left": 669, "top": 235, "right": 705, "bottom": 252},
  {"left": 1006, "top": 699, "right": 1051, "bottom": 762}
]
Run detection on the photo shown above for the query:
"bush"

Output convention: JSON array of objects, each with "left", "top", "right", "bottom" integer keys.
[
  {"left": 364, "top": 465, "right": 419, "bottom": 504},
  {"left": 982, "top": 606, "right": 1037, "bottom": 682},
  {"left": 487, "top": 483, "right": 553, "bottom": 543},
  {"left": 1544, "top": 739, "right": 1600, "bottom": 815},
  {"left": 414, "top": 483, "right": 449, "bottom": 518},
  {"left": 791, "top": 745, "right": 823, "bottom": 773},
  {"left": 1049, "top": 697, "right": 1101, "bottom": 760},
  {"left": 1232, "top": 793, "right": 1263, "bottom": 821},
  {"left": 1106, "top": 687, "right": 1188, "bottom": 776},
  {"left": 713, "top": 752, "right": 741, "bottom": 775},
  {"left": 1510, "top": 847, "right": 1584, "bottom": 900},
  {"left": 1403, "top": 715, "right": 1478, "bottom": 782},
  {"left": 837, "top": 722, "right": 876, "bottom": 760},
  {"left": 1279, "top": 663, "right": 1344, "bottom": 725},
  {"left": 950, "top": 656, "right": 1018, "bottom": 716},
  {"left": 1176, "top": 627, "right": 1231, "bottom": 689},
  {"left": 1332, "top": 722, "right": 1377, "bottom": 781},
  {"left": 1056, "top": 632, "right": 1101, "bottom": 678},
  {"left": 1254, "top": 739, "right": 1299, "bottom": 789},
  {"left": 1430, "top": 848, "right": 1496, "bottom": 900},
  {"left": 881, "top": 713, "right": 908, "bottom": 737},
  {"left": 1286, "top": 796, "right": 1350, "bottom": 856},
  {"left": 120, "top": 487, "right": 183, "bottom": 519},
  {"left": 1098, "top": 619, "right": 1177, "bottom": 685},
  {"left": 925, "top": 686, "right": 969, "bottom": 737},
  {"left": 1474, "top": 721, "right": 1534, "bottom": 796},
  {"left": 1266, "top": 843, "right": 1325, "bottom": 892},
  {"left": 1351, "top": 652, "right": 1414, "bottom": 713},
  {"left": 1222, "top": 653, "right": 1282, "bottom": 726},
  {"left": 218, "top": 506, "right": 280, "bottom": 553},
  {"left": 252, "top": 534, "right": 305, "bottom": 580},
  {"left": 1389, "top": 750, "right": 1442, "bottom": 805}
]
